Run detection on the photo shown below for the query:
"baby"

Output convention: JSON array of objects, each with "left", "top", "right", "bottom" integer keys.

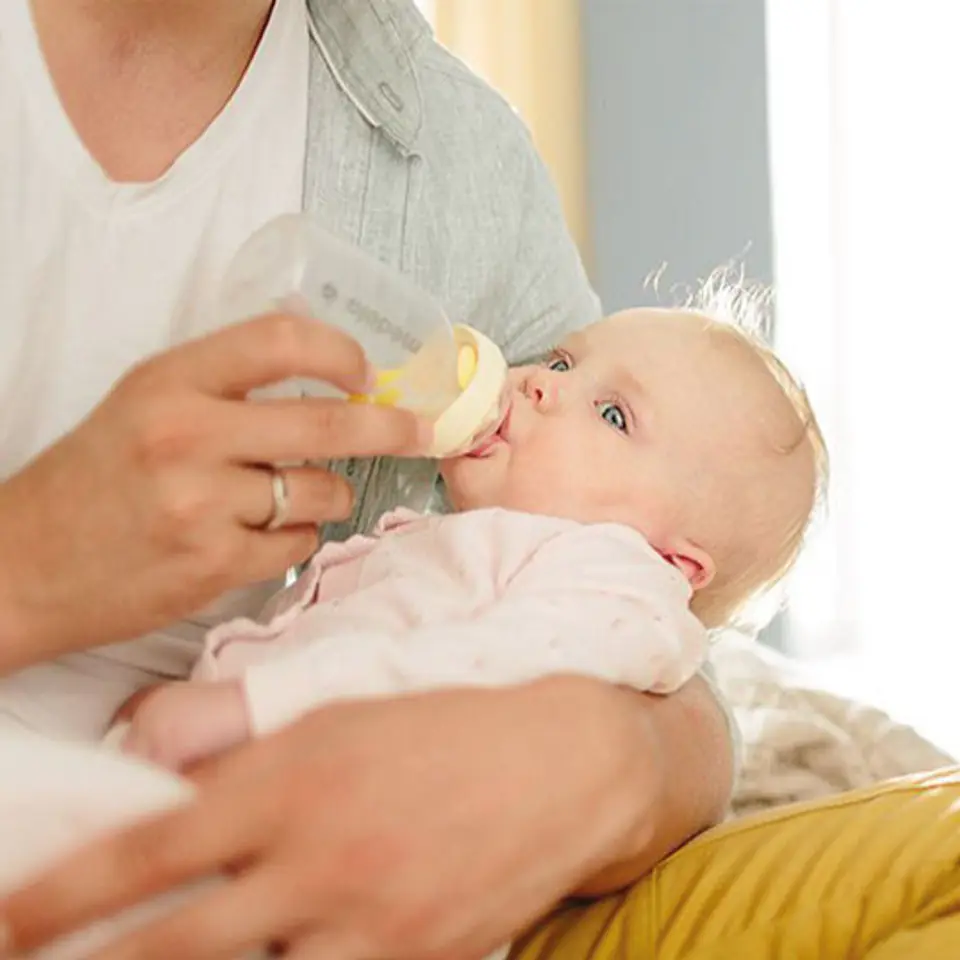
[{"left": 117, "top": 304, "right": 827, "bottom": 771}]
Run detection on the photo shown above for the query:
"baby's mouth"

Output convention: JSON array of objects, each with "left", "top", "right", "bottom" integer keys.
[{"left": 465, "top": 405, "right": 511, "bottom": 458}]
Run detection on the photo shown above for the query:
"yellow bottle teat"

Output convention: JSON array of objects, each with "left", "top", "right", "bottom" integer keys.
[
  {"left": 351, "top": 341, "right": 478, "bottom": 407},
  {"left": 348, "top": 369, "right": 403, "bottom": 407},
  {"left": 457, "top": 343, "right": 478, "bottom": 389},
  {"left": 348, "top": 326, "right": 507, "bottom": 459}
]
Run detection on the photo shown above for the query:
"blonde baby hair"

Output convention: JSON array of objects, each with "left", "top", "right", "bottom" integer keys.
[{"left": 671, "top": 266, "right": 829, "bottom": 629}]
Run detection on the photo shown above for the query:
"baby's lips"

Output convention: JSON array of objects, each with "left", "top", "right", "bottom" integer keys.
[
  {"left": 464, "top": 433, "right": 499, "bottom": 458},
  {"left": 461, "top": 403, "right": 511, "bottom": 459}
]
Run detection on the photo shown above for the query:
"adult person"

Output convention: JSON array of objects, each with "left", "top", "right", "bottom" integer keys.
[{"left": 0, "top": 1, "right": 733, "bottom": 956}]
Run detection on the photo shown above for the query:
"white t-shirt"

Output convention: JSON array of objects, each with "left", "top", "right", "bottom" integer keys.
[{"left": 0, "top": 0, "right": 310, "bottom": 739}]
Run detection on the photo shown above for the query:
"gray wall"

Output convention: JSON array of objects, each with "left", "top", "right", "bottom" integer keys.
[{"left": 581, "top": 0, "right": 774, "bottom": 311}]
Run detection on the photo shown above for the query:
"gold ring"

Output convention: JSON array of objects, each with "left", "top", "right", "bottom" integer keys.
[{"left": 261, "top": 466, "right": 291, "bottom": 531}]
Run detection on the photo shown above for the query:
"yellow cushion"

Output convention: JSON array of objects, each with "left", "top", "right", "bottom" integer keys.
[{"left": 513, "top": 767, "right": 960, "bottom": 960}]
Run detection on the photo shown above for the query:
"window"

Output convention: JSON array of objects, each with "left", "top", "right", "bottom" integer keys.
[{"left": 767, "top": 1, "right": 960, "bottom": 753}]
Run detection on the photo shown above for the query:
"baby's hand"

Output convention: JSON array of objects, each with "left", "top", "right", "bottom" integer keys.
[{"left": 121, "top": 681, "right": 251, "bottom": 772}]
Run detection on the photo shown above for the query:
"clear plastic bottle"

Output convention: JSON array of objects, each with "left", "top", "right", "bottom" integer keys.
[{"left": 219, "top": 214, "right": 509, "bottom": 459}]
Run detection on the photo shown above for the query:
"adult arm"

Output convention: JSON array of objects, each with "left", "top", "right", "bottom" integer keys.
[
  {"left": 0, "top": 675, "right": 733, "bottom": 960},
  {"left": 576, "top": 674, "right": 734, "bottom": 895}
]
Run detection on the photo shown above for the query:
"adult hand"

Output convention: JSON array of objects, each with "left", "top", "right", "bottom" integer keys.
[
  {"left": 0, "top": 313, "right": 429, "bottom": 670},
  {"left": 0, "top": 679, "right": 654, "bottom": 960}
]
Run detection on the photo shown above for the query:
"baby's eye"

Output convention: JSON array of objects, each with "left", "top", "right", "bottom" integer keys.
[
  {"left": 597, "top": 401, "right": 628, "bottom": 433},
  {"left": 546, "top": 356, "right": 571, "bottom": 372}
]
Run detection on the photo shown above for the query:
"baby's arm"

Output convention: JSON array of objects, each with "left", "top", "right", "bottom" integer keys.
[
  {"left": 119, "top": 680, "right": 250, "bottom": 771},
  {"left": 244, "top": 523, "right": 708, "bottom": 737}
]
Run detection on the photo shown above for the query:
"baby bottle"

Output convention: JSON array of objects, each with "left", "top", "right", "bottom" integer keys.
[{"left": 218, "top": 214, "right": 510, "bottom": 460}]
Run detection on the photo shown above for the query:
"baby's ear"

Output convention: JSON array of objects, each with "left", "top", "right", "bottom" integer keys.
[{"left": 663, "top": 541, "right": 716, "bottom": 592}]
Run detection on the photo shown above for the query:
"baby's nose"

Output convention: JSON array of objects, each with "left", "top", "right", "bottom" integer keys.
[{"left": 524, "top": 369, "right": 563, "bottom": 410}]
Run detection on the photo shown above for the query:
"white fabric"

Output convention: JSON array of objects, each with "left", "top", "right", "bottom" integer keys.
[
  {"left": 713, "top": 630, "right": 956, "bottom": 818},
  {"left": 0, "top": 0, "right": 309, "bottom": 740},
  {"left": 0, "top": 733, "right": 267, "bottom": 959}
]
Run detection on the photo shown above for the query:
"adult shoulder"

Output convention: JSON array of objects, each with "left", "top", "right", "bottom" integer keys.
[{"left": 408, "top": 36, "right": 602, "bottom": 359}]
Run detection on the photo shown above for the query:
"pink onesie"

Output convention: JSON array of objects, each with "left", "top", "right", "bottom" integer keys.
[{"left": 195, "top": 507, "right": 708, "bottom": 737}]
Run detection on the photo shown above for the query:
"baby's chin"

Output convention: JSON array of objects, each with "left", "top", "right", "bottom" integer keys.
[
  {"left": 438, "top": 456, "right": 481, "bottom": 511},
  {"left": 438, "top": 454, "right": 509, "bottom": 513}
]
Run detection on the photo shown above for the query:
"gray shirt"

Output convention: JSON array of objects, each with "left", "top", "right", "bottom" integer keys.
[{"left": 301, "top": 0, "right": 600, "bottom": 537}]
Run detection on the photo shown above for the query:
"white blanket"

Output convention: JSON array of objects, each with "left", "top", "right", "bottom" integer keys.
[{"left": 712, "top": 631, "right": 956, "bottom": 817}]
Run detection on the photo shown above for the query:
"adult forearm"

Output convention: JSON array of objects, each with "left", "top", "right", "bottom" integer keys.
[
  {"left": 574, "top": 675, "right": 735, "bottom": 897},
  {"left": 0, "top": 482, "right": 45, "bottom": 673},
  {"left": 0, "top": 475, "right": 85, "bottom": 673},
  {"left": 0, "top": 583, "right": 35, "bottom": 673}
]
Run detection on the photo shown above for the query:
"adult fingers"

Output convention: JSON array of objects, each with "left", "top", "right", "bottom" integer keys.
[
  {"left": 236, "top": 525, "right": 321, "bottom": 586},
  {"left": 0, "top": 796, "right": 269, "bottom": 957},
  {"left": 215, "top": 396, "right": 432, "bottom": 465},
  {"left": 282, "top": 928, "right": 366, "bottom": 960},
  {"left": 233, "top": 464, "right": 355, "bottom": 530},
  {"left": 87, "top": 867, "right": 306, "bottom": 960},
  {"left": 155, "top": 314, "right": 374, "bottom": 399}
]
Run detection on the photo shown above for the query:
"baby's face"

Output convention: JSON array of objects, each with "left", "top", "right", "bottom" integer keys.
[{"left": 441, "top": 309, "right": 809, "bottom": 591}]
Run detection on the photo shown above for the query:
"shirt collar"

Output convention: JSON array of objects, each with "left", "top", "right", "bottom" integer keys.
[{"left": 305, "top": 0, "right": 430, "bottom": 154}]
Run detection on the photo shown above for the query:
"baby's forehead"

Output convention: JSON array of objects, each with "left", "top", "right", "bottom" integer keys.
[{"left": 577, "top": 309, "right": 798, "bottom": 432}]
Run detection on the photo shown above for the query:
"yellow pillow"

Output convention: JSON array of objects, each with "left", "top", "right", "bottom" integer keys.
[{"left": 513, "top": 767, "right": 960, "bottom": 960}]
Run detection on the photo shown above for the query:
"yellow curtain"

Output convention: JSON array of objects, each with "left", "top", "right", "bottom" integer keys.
[{"left": 433, "top": 0, "right": 591, "bottom": 267}]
